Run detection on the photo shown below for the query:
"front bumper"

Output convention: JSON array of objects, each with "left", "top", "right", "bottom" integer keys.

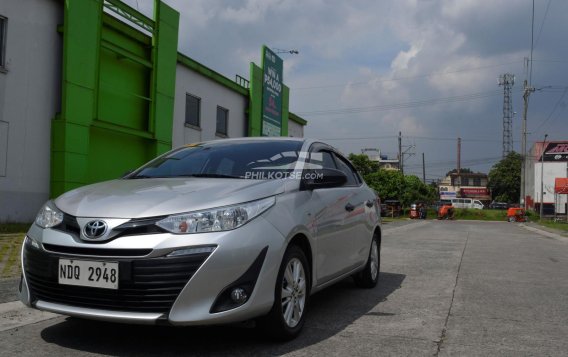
[{"left": 20, "top": 216, "right": 287, "bottom": 325}]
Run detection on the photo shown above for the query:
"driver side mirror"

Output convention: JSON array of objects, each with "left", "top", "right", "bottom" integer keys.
[{"left": 300, "top": 168, "right": 347, "bottom": 190}]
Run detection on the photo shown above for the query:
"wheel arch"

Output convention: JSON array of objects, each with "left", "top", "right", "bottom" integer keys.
[
  {"left": 374, "top": 226, "right": 382, "bottom": 247},
  {"left": 288, "top": 233, "right": 313, "bottom": 286}
]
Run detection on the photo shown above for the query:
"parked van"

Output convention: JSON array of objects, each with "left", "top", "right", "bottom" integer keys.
[{"left": 450, "top": 198, "right": 484, "bottom": 209}]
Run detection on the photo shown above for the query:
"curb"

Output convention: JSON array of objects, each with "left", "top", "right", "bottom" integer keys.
[{"left": 519, "top": 224, "right": 568, "bottom": 243}]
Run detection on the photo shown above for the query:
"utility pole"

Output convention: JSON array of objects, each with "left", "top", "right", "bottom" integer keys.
[
  {"left": 540, "top": 134, "right": 548, "bottom": 220},
  {"left": 457, "top": 137, "right": 461, "bottom": 174},
  {"left": 422, "top": 153, "right": 426, "bottom": 183},
  {"left": 521, "top": 79, "right": 535, "bottom": 209},
  {"left": 457, "top": 137, "right": 461, "bottom": 193},
  {"left": 398, "top": 131, "right": 402, "bottom": 175}
]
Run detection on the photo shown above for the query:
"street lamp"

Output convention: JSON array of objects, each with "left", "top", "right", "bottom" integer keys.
[
  {"left": 540, "top": 134, "right": 548, "bottom": 220},
  {"left": 273, "top": 48, "right": 299, "bottom": 55}
]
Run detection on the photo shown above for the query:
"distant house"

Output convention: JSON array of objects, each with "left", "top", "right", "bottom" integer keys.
[
  {"left": 368, "top": 152, "right": 400, "bottom": 171},
  {"left": 438, "top": 172, "right": 491, "bottom": 203}
]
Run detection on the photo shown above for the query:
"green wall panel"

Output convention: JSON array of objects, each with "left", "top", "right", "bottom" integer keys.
[
  {"left": 88, "top": 127, "right": 151, "bottom": 182},
  {"left": 151, "top": 1, "right": 179, "bottom": 156},
  {"left": 248, "top": 63, "right": 263, "bottom": 136},
  {"left": 98, "top": 45, "right": 150, "bottom": 131},
  {"left": 51, "top": 0, "right": 179, "bottom": 197},
  {"left": 281, "top": 85, "right": 289, "bottom": 137}
]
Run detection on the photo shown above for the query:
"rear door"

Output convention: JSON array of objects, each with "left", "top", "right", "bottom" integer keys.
[{"left": 332, "top": 152, "right": 373, "bottom": 267}]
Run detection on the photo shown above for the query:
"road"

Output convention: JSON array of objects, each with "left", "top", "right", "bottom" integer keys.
[{"left": 0, "top": 220, "right": 567, "bottom": 356}]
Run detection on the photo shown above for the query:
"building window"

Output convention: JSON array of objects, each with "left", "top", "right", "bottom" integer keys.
[
  {"left": 216, "top": 106, "right": 228, "bottom": 136},
  {"left": 0, "top": 16, "right": 6, "bottom": 69},
  {"left": 462, "top": 177, "right": 469, "bottom": 186},
  {"left": 185, "top": 94, "right": 200, "bottom": 127},
  {"left": 473, "top": 177, "right": 481, "bottom": 186}
]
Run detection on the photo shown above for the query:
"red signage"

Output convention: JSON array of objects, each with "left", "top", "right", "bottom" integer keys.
[
  {"left": 461, "top": 188, "right": 490, "bottom": 196},
  {"left": 555, "top": 178, "right": 568, "bottom": 194}
]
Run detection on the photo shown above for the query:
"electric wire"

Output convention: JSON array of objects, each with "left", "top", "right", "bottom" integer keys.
[
  {"left": 534, "top": 0, "right": 552, "bottom": 50},
  {"left": 296, "top": 89, "right": 512, "bottom": 116},
  {"left": 293, "top": 61, "right": 523, "bottom": 91},
  {"left": 532, "top": 87, "right": 568, "bottom": 135},
  {"left": 321, "top": 135, "right": 501, "bottom": 143}
]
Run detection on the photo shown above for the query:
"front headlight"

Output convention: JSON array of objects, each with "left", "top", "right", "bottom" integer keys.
[
  {"left": 156, "top": 196, "right": 276, "bottom": 234},
  {"left": 35, "top": 200, "right": 64, "bottom": 228}
]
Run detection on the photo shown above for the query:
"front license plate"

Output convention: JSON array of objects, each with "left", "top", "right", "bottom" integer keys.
[{"left": 58, "top": 259, "right": 119, "bottom": 290}]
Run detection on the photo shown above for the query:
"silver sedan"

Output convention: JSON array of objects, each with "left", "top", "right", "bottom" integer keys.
[{"left": 20, "top": 138, "right": 381, "bottom": 340}]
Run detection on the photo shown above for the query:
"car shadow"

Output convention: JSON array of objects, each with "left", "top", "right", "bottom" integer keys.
[{"left": 40, "top": 272, "right": 405, "bottom": 356}]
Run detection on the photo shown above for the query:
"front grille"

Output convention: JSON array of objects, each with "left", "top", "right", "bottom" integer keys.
[
  {"left": 43, "top": 244, "right": 152, "bottom": 257},
  {"left": 53, "top": 214, "right": 167, "bottom": 241},
  {"left": 24, "top": 245, "right": 210, "bottom": 314}
]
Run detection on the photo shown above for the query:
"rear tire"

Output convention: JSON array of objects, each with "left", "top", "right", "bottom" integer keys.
[
  {"left": 353, "top": 234, "right": 380, "bottom": 288},
  {"left": 258, "top": 245, "right": 310, "bottom": 341}
]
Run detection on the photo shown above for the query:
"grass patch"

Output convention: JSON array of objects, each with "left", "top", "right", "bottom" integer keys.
[
  {"left": 381, "top": 217, "right": 408, "bottom": 223},
  {"left": 537, "top": 219, "right": 568, "bottom": 232},
  {"left": 0, "top": 223, "right": 31, "bottom": 234},
  {"left": 0, "top": 234, "right": 25, "bottom": 279},
  {"left": 452, "top": 208, "right": 509, "bottom": 221}
]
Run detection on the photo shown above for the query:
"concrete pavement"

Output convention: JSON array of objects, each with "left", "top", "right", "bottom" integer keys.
[{"left": 0, "top": 220, "right": 566, "bottom": 356}]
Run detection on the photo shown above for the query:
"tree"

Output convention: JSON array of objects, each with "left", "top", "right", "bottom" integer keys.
[
  {"left": 488, "top": 152, "right": 521, "bottom": 203},
  {"left": 364, "top": 170, "right": 437, "bottom": 206},
  {"left": 348, "top": 154, "right": 380, "bottom": 176},
  {"left": 364, "top": 169, "right": 404, "bottom": 201}
]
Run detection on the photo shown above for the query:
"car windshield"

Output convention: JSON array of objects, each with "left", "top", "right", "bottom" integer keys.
[{"left": 128, "top": 140, "right": 304, "bottom": 179}]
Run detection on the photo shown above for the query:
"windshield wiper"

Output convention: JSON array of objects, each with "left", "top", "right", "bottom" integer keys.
[
  {"left": 127, "top": 175, "right": 153, "bottom": 179},
  {"left": 183, "top": 173, "right": 244, "bottom": 179}
]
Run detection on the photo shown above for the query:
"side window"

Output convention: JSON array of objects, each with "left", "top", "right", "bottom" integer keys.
[
  {"left": 185, "top": 94, "right": 200, "bottom": 127},
  {"left": 307, "top": 150, "right": 336, "bottom": 170},
  {"left": 333, "top": 153, "right": 358, "bottom": 186}
]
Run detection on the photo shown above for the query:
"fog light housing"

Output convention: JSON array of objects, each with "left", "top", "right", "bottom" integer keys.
[
  {"left": 230, "top": 288, "right": 248, "bottom": 304},
  {"left": 210, "top": 246, "right": 268, "bottom": 313}
]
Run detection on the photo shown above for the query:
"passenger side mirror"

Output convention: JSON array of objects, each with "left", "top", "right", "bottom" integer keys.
[{"left": 300, "top": 168, "right": 347, "bottom": 190}]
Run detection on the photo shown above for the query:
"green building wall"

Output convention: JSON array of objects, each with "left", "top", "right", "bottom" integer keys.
[
  {"left": 51, "top": 0, "right": 303, "bottom": 198},
  {"left": 51, "top": 0, "right": 179, "bottom": 197}
]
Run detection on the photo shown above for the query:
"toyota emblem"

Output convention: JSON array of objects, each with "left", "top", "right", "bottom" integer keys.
[{"left": 83, "top": 220, "right": 108, "bottom": 239}]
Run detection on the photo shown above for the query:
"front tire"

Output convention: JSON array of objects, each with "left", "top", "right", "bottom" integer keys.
[
  {"left": 259, "top": 245, "right": 310, "bottom": 341},
  {"left": 353, "top": 234, "right": 380, "bottom": 288}
]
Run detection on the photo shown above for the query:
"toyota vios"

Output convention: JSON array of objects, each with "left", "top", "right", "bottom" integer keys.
[{"left": 20, "top": 138, "right": 381, "bottom": 340}]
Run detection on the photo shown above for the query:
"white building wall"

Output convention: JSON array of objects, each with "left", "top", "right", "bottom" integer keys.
[
  {"left": 288, "top": 120, "right": 304, "bottom": 137},
  {"left": 533, "top": 162, "right": 568, "bottom": 214},
  {"left": 0, "top": 0, "right": 62, "bottom": 222},
  {"left": 172, "top": 63, "right": 247, "bottom": 147}
]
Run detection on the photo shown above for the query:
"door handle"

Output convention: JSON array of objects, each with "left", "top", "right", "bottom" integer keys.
[
  {"left": 366, "top": 200, "right": 374, "bottom": 208},
  {"left": 345, "top": 203, "right": 355, "bottom": 212}
]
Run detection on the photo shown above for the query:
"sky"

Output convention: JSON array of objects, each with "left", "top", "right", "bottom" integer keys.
[{"left": 124, "top": 0, "right": 568, "bottom": 182}]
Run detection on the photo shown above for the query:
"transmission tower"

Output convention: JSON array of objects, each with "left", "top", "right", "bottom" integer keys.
[{"left": 498, "top": 73, "right": 515, "bottom": 158}]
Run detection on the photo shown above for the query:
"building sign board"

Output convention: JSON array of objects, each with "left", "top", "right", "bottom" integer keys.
[
  {"left": 461, "top": 188, "right": 490, "bottom": 196},
  {"left": 440, "top": 191, "right": 457, "bottom": 199},
  {"left": 261, "top": 46, "right": 283, "bottom": 136},
  {"left": 542, "top": 142, "right": 568, "bottom": 162}
]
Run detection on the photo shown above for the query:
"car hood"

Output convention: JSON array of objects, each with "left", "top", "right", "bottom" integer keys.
[{"left": 55, "top": 178, "right": 287, "bottom": 218}]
